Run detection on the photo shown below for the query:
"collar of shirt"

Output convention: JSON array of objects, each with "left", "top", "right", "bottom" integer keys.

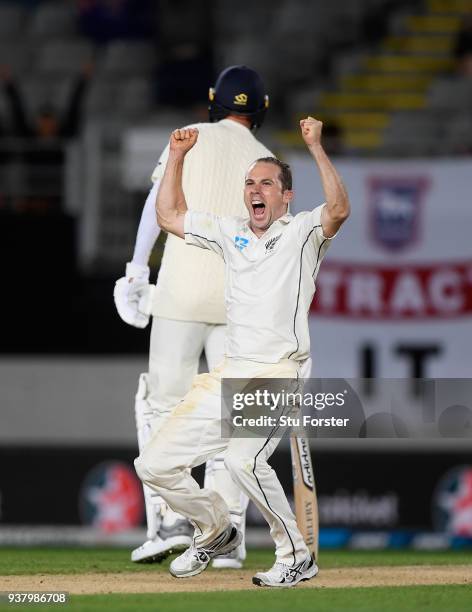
[
  {"left": 275, "top": 213, "right": 293, "bottom": 225},
  {"left": 219, "top": 118, "right": 251, "bottom": 134},
  {"left": 239, "top": 212, "right": 293, "bottom": 235}
]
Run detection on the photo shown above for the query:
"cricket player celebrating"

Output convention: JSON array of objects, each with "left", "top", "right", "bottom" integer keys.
[
  {"left": 114, "top": 66, "right": 273, "bottom": 567},
  {"left": 134, "top": 116, "right": 350, "bottom": 587}
]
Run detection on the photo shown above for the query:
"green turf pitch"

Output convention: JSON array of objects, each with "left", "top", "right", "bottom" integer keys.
[
  {"left": 0, "top": 547, "right": 471, "bottom": 575},
  {"left": 0, "top": 586, "right": 471, "bottom": 612},
  {"left": 0, "top": 549, "right": 471, "bottom": 612}
]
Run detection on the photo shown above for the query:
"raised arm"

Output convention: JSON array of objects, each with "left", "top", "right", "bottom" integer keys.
[
  {"left": 300, "top": 117, "right": 350, "bottom": 237},
  {"left": 155, "top": 127, "right": 199, "bottom": 239}
]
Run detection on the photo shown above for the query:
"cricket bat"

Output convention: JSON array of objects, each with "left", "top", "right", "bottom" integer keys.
[{"left": 290, "top": 433, "right": 319, "bottom": 561}]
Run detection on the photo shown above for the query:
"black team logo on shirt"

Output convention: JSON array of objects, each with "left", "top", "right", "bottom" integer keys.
[{"left": 265, "top": 234, "right": 281, "bottom": 253}]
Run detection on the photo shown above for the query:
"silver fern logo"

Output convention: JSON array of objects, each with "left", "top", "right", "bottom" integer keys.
[{"left": 265, "top": 234, "right": 281, "bottom": 253}]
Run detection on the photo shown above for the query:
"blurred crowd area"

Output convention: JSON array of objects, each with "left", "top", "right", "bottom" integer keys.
[
  {"left": 1, "top": 0, "right": 472, "bottom": 214},
  {"left": 0, "top": 0, "right": 471, "bottom": 352}
]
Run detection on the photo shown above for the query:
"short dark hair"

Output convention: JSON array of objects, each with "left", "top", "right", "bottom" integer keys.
[{"left": 255, "top": 157, "right": 292, "bottom": 191}]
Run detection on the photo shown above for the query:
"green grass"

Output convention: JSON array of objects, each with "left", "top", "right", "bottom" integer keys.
[
  {"left": 0, "top": 548, "right": 471, "bottom": 576},
  {"left": 1, "top": 585, "right": 472, "bottom": 612},
  {"left": 0, "top": 549, "right": 470, "bottom": 612}
]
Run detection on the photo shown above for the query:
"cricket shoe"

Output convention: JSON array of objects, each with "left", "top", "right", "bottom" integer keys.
[
  {"left": 131, "top": 519, "right": 193, "bottom": 563},
  {"left": 212, "top": 540, "right": 246, "bottom": 569},
  {"left": 169, "top": 525, "right": 242, "bottom": 578},
  {"left": 252, "top": 555, "right": 318, "bottom": 588}
]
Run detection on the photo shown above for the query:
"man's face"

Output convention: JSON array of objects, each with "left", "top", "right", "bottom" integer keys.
[{"left": 244, "top": 162, "right": 293, "bottom": 236}]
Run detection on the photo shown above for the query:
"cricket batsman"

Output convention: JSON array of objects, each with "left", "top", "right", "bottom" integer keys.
[
  {"left": 134, "top": 116, "right": 350, "bottom": 587},
  {"left": 114, "top": 66, "right": 273, "bottom": 567}
]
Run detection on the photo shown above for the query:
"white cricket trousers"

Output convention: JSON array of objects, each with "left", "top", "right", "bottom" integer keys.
[
  {"left": 147, "top": 316, "right": 245, "bottom": 519},
  {"left": 135, "top": 357, "right": 309, "bottom": 565}
]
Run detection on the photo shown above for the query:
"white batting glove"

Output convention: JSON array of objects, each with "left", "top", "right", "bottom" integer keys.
[{"left": 113, "top": 262, "right": 155, "bottom": 328}]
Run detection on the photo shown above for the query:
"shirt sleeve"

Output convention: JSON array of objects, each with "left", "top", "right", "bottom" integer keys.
[
  {"left": 131, "top": 179, "right": 161, "bottom": 266},
  {"left": 184, "top": 211, "right": 225, "bottom": 260},
  {"left": 293, "top": 203, "right": 338, "bottom": 250},
  {"left": 150, "top": 145, "right": 169, "bottom": 183}
]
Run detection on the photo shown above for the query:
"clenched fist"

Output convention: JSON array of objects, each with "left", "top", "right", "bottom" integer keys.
[
  {"left": 169, "top": 127, "right": 199, "bottom": 156},
  {"left": 300, "top": 116, "right": 322, "bottom": 147}
]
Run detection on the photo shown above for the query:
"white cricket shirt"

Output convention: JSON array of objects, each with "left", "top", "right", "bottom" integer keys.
[
  {"left": 150, "top": 119, "right": 273, "bottom": 323},
  {"left": 184, "top": 204, "right": 335, "bottom": 363}
]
